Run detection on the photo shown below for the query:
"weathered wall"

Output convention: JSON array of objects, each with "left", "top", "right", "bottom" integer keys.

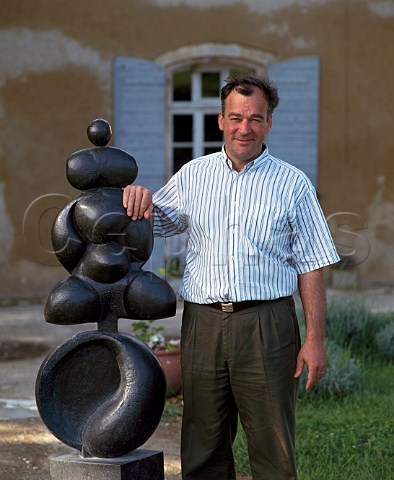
[{"left": 0, "top": 0, "right": 393, "bottom": 298}]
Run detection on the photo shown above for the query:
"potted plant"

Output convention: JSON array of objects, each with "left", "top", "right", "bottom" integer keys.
[{"left": 131, "top": 320, "right": 182, "bottom": 398}]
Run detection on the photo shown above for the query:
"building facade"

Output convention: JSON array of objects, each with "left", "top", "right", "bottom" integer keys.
[{"left": 1, "top": 0, "right": 393, "bottom": 299}]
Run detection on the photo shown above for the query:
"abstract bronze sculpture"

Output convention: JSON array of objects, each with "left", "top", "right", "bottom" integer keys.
[{"left": 36, "top": 119, "right": 177, "bottom": 465}]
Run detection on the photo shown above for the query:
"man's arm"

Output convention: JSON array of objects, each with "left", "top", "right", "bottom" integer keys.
[
  {"left": 123, "top": 185, "right": 153, "bottom": 221},
  {"left": 294, "top": 268, "right": 327, "bottom": 390}
]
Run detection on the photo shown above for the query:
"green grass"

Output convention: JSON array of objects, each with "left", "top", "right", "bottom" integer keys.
[{"left": 234, "top": 359, "right": 394, "bottom": 479}]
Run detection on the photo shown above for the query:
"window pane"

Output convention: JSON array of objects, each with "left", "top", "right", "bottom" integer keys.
[
  {"left": 202, "top": 72, "right": 220, "bottom": 98},
  {"left": 173, "top": 71, "right": 192, "bottom": 101},
  {"left": 173, "top": 115, "right": 193, "bottom": 142},
  {"left": 173, "top": 148, "right": 193, "bottom": 173},
  {"left": 204, "top": 114, "right": 222, "bottom": 142}
]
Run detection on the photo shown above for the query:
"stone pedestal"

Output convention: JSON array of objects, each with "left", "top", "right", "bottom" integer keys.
[{"left": 50, "top": 449, "right": 164, "bottom": 480}]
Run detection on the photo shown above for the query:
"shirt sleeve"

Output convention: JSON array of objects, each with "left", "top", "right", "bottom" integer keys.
[
  {"left": 290, "top": 188, "right": 340, "bottom": 274},
  {"left": 152, "top": 174, "right": 188, "bottom": 237}
]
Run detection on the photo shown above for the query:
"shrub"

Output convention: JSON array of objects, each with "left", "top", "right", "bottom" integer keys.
[
  {"left": 325, "top": 298, "right": 393, "bottom": 356},
  {"left": 375, "top": 322, "right": 394, "bottom": 360},
  {"left": 297, "top": 310, "right": 361, "bottom": 398}
]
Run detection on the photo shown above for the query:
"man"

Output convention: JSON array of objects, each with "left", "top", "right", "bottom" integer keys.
[{"left": 123, "top": 76, "right": 339, "bottom": 479}]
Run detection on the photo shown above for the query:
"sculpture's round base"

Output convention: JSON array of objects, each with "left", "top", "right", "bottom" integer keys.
[{"left": 36, "top": 331, "right": 166, "bottom": 458}]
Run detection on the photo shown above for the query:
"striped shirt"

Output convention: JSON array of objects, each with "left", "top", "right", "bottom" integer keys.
[{"left": 153, "top": 145, "right": 340, "bottom": 304}]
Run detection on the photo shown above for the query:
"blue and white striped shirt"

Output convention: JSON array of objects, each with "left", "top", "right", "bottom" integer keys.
[{"left": 153, "top": 146, "right": 340, "bottom": 304}]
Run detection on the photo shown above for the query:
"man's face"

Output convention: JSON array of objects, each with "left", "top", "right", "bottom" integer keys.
[{"left": 218, "top": 87, "right": 272, "bottom": 170}]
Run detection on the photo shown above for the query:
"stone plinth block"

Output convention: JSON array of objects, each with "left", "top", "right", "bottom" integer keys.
[{"left": 50, "top": 449, "right": 164, "bottom": 480}]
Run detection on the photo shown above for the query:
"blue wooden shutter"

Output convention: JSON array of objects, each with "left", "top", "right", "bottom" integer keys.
[
  {"left": 267, "top": 56, "right": 320, "bottom": 186},
  {"left": 113, "top": 57, "right": 167, "bottom": 274},
  {"left": 114, "top": 57, "right": 166, "bottom": 193}
]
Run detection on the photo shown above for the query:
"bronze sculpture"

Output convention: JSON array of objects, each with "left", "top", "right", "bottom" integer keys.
[{"left": 36, "top": 119, "right": 177, "bottom": 462}]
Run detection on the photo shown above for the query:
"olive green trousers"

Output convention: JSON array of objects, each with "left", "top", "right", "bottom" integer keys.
[{"left": 180, "top": 298, "right": 300, "bottom": 480}]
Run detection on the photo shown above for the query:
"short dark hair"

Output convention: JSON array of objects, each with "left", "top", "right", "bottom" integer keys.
[{"left": 220, "top": 76, "right": 279, "bottom": 116}]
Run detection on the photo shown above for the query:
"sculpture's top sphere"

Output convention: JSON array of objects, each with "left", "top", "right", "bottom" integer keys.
[
  {"left": 67, "top": 119, "right": 138, "bottom": 190},
  {"left": 87, "top": 119, "right": 112, "bottom": 147}
]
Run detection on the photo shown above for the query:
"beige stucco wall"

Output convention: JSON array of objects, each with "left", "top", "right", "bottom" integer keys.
[{"left": 0, "top": 0, "right": 393, "bottom": 299}]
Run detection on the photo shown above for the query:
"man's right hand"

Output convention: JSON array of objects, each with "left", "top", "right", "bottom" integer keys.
[{"left": 123, "top": 185, "right": 153, "bottom": 221}]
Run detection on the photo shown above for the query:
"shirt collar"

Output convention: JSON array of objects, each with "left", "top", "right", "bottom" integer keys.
[{"left": 221, "top": 144, "right": 270, "bottom": 172}]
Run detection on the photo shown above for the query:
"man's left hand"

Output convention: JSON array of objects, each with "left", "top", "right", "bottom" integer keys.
[{"left": 294, "top": 339, "right": 327, "bottom": 390}]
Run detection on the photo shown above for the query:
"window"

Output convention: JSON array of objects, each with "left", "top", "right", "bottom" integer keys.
[{"left": 170, "top": 69, "right": 228, "bottom": 173}]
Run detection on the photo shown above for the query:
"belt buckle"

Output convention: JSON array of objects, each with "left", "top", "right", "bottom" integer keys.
[{"left": 221, "top": 302, "right": 234, "bottom": 313}]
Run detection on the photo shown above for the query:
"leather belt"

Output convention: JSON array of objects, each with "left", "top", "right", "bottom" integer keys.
[{"left": 206, "top": 300, "right": 266, "bottom": 313}]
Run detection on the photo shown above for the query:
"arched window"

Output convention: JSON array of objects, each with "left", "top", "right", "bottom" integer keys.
[{"left": 157, "top": 44, "right": 270, "bottom": 175}]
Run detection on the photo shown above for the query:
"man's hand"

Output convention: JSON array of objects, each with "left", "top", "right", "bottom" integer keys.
[
  {"left": 294, "top": 268, "right": 327, "bottom": 390},
  {"left": 294, "top": 339, "right": 327, "bottom": 390},
  {"left": 123, "top": 185, "right": 153, "bottom": 221}
]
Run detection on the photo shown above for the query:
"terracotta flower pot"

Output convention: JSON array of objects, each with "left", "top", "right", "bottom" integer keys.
[{"left": 155, "top": 347, "right": 182, "bottom": 397}]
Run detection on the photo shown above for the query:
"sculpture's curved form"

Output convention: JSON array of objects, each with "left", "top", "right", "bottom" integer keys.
[
  {"left": 36, "top": 331, "right": 166, "bottom": 458},
  {"left": 36, "top": 119, "right": 177, "bottom": 459}
]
